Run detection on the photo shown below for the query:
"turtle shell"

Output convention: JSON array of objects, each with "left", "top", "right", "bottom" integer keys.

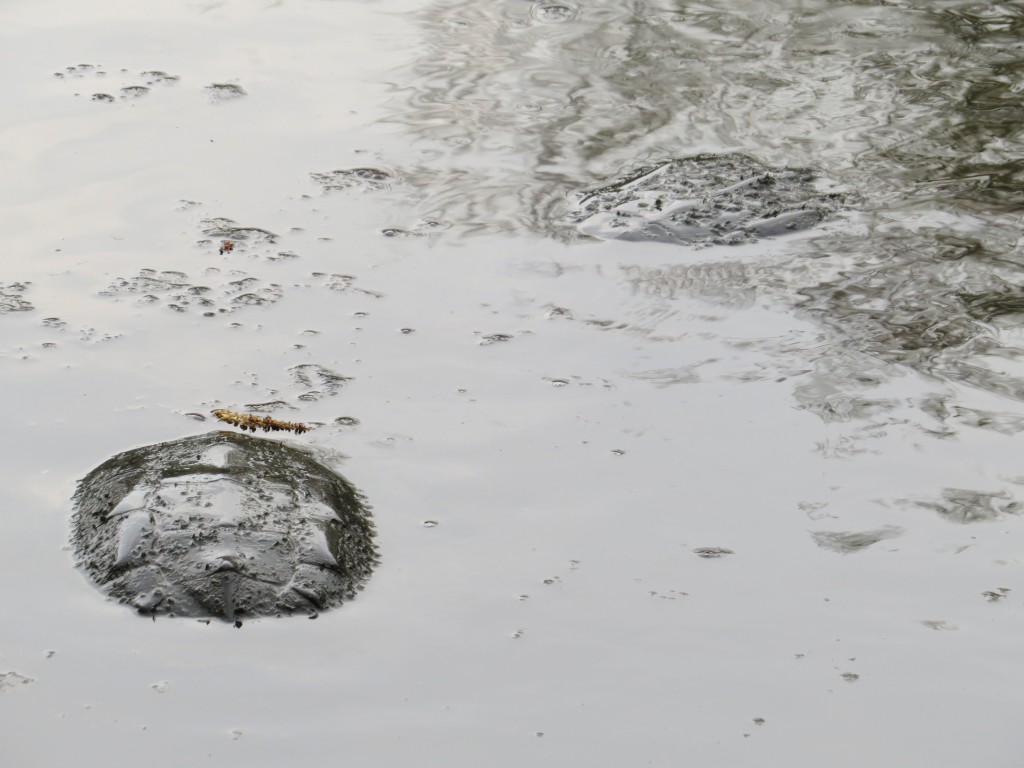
[
  {"left": 71, "top": 431, "right": 377, "bottom": 622},
  {"left": 569, "top": 153, "right": 845, "bottom": 246}
]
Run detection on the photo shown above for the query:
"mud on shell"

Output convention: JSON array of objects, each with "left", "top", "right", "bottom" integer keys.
[{"left": 71, "top": 431, "right": 377, "bottom": 622}]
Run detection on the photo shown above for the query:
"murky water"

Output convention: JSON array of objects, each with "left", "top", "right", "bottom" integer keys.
[{"left": 3, "top": 0, "right": 1023, "bottom": 765}]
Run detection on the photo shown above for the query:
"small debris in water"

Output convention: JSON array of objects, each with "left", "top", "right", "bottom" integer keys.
[
  {"left": 219, "top": 240, "right": 234, "bottom": 255},
  {"left": 150, "top": 681, "right": 170, "bottom": 694},
  {"left": 213, "top": 408, "right": 311, "bottom": 435},
  {"left": 982, "top": 587, "right": 1011, "bottom": 602},
  {"left": 693, "top": 547, "right": 734, "bottom": 558},
  {"left": 841, "top": 672, "right": 860, "bottom": 683},
  {"left": 479, "top": 333, "right": 513, "bottom": 345}
]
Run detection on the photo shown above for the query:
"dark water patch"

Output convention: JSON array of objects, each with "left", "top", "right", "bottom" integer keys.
[
  {"left": 568, "top": 154, "right": 846, "bottom": 247},
  {"left": 71, "top": 432, "right": 377, "bottom": 622},
  {"left": 810, "top": 526, "right": 902, "bottom": 554},
  {"left": 919, "top": 396, "right": 1024, "bottom": 436},
  {"left": 909, "top": 488, "right": 1022, "bottom": 524}
]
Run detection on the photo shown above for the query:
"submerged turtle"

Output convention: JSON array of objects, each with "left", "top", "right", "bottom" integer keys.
[
  {"left": 71, "top": 431, "right": 377, "bottom": 622},
  {"left": 569, "top": 153, "right": 846, "bottom": 246}
]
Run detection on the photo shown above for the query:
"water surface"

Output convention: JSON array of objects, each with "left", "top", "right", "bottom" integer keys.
[{"left": 2, "top": 0, "right": 1023, "bottom": 765}]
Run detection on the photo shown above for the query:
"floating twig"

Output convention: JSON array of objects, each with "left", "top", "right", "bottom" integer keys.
[{"left": 213, "top": 408, "right": 310, "bottom": 435}]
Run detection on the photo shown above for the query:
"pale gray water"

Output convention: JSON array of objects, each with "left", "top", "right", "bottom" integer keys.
[{"left": 2, "top": 0, "right": 1024, "bottom": 765}]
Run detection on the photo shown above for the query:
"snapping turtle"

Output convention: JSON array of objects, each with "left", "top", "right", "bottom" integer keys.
[
  {"left": 71, "top": 431, "right": 377, "bottom": 622},
  {"left": 570, "top": 153, "right": 845, "bottom": 246}
]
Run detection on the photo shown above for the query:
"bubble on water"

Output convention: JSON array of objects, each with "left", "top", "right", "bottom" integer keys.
[
  {"left": 841, "top": 672, "right": 860, "bottom": 683},
  {"left": 313, "top": 272, "right": 383, "bottom": 298},
  {"left": 120, "top": 85, "right": 150, "bottom": 99},
  {"left": 982, "top": 587, "right": 1011, "bottom": 602},
  {"left": 140, "top": 71, "right": 180, "bottom": 85},
  {"left": 400, "top": 328, "right": 416, "bottom": 334},
  {"left": 422, "top": 520, "right": 439, "bottom": 528},
  {"left": 544, "top": 378, "right": 569, "bottom": 387},
  {"left": 511, "top": 629, "right": 524, "bottom": 639},
  {"left": 205, "top": 83, "right": 246, "bottom": 101},
  {"left": 91, "top": 93, "right": 115, "bottom": 102},
  {"left": 1, "top": 282, "right": 33, "bottom": 313},
  {"left": 310, "top": 167, "right": 397, "bottom": 193},
  {"left": 0, "top": 672, "right": 34, "bottom": 692},
  {"left": 544, "top": 305, "right": 573, "bottom": 320},
  {"left": 333, "top": 416, "right": 360, "bottom": 427},
  {"left": 531, "top": 3, "right": 579, "bottom": 24},
  {"left": 63, "top": 63, "right": 99, "bottom": 76},
  {"left": 200, "top": 218, "right": 278, "bottom": 244},
  {"left": 150, "top": 681, "right": 170, "bottom": 694},
  {"left": 693, "top": 547, "right": 733, "bottom": 559},
  {"left": 610, "top": 449, "right": 625, "bottom": 456},
  {"left": 290, "top": 364, "right": 352, "bottom": 396},
  {"left": 100, "top": 269, "right": 281, "bottom": 314},
  {"left": 244, "top": 400, "right": 293, "bottom": 413},
  {"left": 479, "top": 333, "right": 513, "bottom": 345},
  {"left": 920, "top": 620, "right": 958, "bottom": 631},
  {"left": 810, "top": 527, "right": 903, "bottom": 554}
]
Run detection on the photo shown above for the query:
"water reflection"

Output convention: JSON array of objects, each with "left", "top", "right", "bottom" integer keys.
[{"left": 379, "top": 0, "right": 1024, "bottom": 519}]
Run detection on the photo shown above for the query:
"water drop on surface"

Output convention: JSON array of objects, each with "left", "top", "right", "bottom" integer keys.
[{"left": 531, "top": 3, "right": 579, "bottom": 23}]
